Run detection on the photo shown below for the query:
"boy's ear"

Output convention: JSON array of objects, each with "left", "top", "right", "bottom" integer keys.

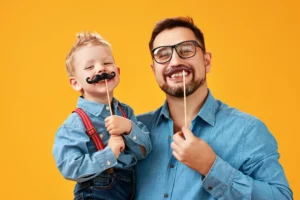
[{"left": 69, "top": 77, "right": 82, "bottom": 91}]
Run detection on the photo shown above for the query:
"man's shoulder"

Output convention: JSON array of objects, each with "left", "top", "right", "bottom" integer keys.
[
  {"left": 216, "top": 99, "right": 259, "bottom": 124},
  {"left": 137, "top": 107, "right": 163, "bottom": 124},
  {"left": 217, "top": 99, "right": 272, "bottom": 133}
]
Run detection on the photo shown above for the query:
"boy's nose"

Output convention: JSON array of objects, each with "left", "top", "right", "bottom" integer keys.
[{"left": 95, "top": 64, "right": 106, "bottom": 73}]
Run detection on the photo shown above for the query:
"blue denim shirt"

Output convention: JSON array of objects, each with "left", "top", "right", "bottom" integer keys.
[
  {"left": 136, "top": 91, "right": 292, "bottom": 200},
  {"left": 53, "top": 97, "right": 152, "bottom": 183}
]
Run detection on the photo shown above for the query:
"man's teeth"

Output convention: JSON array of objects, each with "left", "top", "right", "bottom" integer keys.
[{"left": 170, "top": 71, "right": 188, "bottom": 78}]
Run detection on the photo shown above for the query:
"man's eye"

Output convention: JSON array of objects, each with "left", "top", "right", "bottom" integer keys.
[
  {"left": 181, "top": 46, "right": 193, "bottom": 53},
  {"left": 158, "top": 50, "right": 170, "bottom": 58},
  {"left": 85, "top": 65, "right": 94, "bottom": 70}
]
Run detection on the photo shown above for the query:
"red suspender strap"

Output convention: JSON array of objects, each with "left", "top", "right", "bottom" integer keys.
[
  {"left": 118, "top": 105, "right": 127, "bottom": 118},
  {"left": 73, "top": 108, "right": 105, "bottom": 150},
  {"left": 72, "top": 105, "right": 127, "bottom": 151}
]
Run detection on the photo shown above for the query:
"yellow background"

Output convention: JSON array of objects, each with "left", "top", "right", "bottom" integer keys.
[{"left": 1, "top": 0, "right": 299, "bottom": 199}]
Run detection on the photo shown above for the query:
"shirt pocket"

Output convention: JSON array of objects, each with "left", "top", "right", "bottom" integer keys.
[{"left": 86, "top": 128, "right": 108, "bottom": 153}]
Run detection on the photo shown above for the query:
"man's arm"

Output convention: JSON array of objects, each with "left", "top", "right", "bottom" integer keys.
[{"left": 172, "top": 120, "right": 292, "bottom": 199}]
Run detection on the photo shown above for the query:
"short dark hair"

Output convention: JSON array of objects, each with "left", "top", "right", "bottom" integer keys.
[{"left": 149, "top": 17, "right": 206, "bottom": 53}]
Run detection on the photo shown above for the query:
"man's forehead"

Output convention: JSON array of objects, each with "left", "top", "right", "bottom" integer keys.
[{"left": 153, "top": 27, "right": 197, "bottom": 48}]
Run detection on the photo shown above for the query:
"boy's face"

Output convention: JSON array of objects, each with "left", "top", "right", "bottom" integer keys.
[{"left": 70, "top": 45, "right": 120, "bottom": 101}]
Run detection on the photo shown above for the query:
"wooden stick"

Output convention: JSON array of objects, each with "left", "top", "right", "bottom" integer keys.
[
  {"left": 183, "top": 70, "right": 187, "bottom": 127},
  {"left": 105, "top": 79, "right": 113, "bottom": 116}
]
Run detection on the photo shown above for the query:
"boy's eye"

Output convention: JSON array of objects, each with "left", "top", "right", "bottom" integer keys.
[
  {"left": 104, "top": 62, "right": 113, "bottom": 65},
  {"left": 85, "top": 65, "right": 94, "bottom": 70}
]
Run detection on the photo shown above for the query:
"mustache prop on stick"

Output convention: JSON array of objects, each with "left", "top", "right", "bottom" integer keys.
[
  {"left": 86, "top": 70, "right": 124, "bottom": 152},
  {"left": 86, "top": 72, "right": 116, "bottom": 84}
]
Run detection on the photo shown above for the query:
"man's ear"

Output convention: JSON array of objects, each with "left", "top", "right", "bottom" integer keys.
[
  {"left": 150, "top": 63, "right": 155, "bottom": 73},
  {"left": 69, "top": 77, "right": 82, "bottom": 91},
  {"left": 204, "top": 52, "right": 212, "bottom": 73}
]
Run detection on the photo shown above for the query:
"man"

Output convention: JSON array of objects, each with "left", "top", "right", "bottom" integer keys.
[{"left": 135, "top": 17, "right": 292, "bottom": 199}]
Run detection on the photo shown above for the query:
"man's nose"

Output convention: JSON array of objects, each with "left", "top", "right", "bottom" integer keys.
[{"left": 169, "top": 49, "right": 182, "bottom": 66}]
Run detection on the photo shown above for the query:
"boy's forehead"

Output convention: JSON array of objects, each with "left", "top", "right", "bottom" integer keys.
[{"left": 74, "top": 45, "right": 113, "bottom": 62}]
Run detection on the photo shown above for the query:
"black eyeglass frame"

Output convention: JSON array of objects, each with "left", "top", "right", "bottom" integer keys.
[{"left": 151, "top": 40, "right": 205, "bottom": 64}]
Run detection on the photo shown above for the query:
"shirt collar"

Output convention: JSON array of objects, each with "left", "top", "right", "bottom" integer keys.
[
  {"left": 156, "top": 89, "right": 217, "bottom": 126},
  {"left": 77, "top": 96, "right": 120, "bottom": 117},
  {"left": 197, "top": 90, "right": 216, "bottom": 126},
  {"left": 156, "top": 101, "right": 171, "bottom": 125}
]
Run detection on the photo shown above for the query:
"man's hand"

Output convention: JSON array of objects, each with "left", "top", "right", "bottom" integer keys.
[
  {"left": 107, "top": 135, "right": 125, "bottom": 159},
  {"left": 171, "top": 126, "right": 216, "bottom": 176},
  {"left": 105, "top": 115, "right": 132, "bottom": 135}
]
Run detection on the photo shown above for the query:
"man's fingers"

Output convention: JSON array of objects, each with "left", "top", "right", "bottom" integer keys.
[
  {"left": 171, "top": 141, "right": 183, "bottom": 155},
  {"left": 181, "top": 126, "right": 194, "bottom": 140},
  {"left": 173, "top": 131, "right": 185, "bottom": 145},
  {"left": 172, "top": 151, "right": 182, "bottom": 162}
]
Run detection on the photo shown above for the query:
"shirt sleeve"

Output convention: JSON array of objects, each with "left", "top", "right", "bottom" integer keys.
[
  {"left": 122, "top": 105, "right": 152, "bottom": 160},
  {"left": 202, "top": 119, "right": 293, "bottom": 200},
  {"left": 52, "top": 124, "right": 118, "bottom": 183}
]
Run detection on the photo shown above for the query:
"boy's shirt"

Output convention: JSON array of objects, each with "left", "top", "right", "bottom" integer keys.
[{"left": 53, "top": 97, "right": 152, "bottom": 183}]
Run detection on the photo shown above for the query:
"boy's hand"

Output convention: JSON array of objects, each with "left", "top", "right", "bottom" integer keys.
[
  {"left": 105, "top": 115, "right": 132, "bottom": 135},
  {"left": 107, "top": 135, "right": 125, "bottom": 159}
]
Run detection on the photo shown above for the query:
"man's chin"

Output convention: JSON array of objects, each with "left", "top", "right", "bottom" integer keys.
[{"left": 160, "top": 86, "right": 185, "bottom": 98}]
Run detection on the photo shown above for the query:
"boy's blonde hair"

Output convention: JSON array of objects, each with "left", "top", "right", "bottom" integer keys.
[{"left": 65, "top": 32, "right": 111, "bottom": 76}]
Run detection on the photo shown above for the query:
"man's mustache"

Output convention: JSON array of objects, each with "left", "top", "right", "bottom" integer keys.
[{"left": 86, "top": 72, "right": 116, "bottom": 84}]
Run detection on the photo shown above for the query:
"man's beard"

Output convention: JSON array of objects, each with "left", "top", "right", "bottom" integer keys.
[{"left": 160, "top": 75, "right": 206, "bottom": 98}]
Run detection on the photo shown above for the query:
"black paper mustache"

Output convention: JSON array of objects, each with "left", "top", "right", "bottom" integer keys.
[{"left": 86, "top": 72, "right": 116, "bottom": 84}]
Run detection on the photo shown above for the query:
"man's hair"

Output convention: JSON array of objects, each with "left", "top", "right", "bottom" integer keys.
[
  {"left": 149, "top": 17, "right": 206, "bottom": 53},
  {"left": 65, "top": 32, "right": 111, "bottom": 76}
]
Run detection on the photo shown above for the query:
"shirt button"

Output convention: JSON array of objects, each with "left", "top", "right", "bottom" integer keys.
[
  {"left": 164, "top": 193, "right": 168, "bottom": 198},
  {"left": 133, "top": 136, "right": 137, "bottom": 140},
  {"left": 207, "top": 186, "right": 213, "bottom": 191},
  {"left": 106, "top": 160, "right": 111, "bottom": 166},
  {"left": 106, "top": 106, "right": 110, "bottom": 110},
  {"left": 170, "top": 164, "right": 174, "bottom": 168},
  {"left": 100, "top": 134, "right": 104, "bottom": 138},
  {"left": 168, "top": 136, "right": 171, "bottom": 139}
]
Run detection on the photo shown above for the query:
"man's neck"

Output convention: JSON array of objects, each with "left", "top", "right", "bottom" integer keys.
[{"left": 166, "top": 85, "right": 208, "bottom": 133}]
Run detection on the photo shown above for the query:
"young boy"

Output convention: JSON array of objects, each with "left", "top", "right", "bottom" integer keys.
[{"left": 52, "top": 32, "right": 152, "bottom": 200}]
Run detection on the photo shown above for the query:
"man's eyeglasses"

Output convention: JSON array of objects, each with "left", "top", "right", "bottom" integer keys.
[{"left": 151, "top": 40, "right": 205, "bottom": 64}]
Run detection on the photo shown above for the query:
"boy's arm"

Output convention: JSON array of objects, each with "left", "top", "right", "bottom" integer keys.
[
  {"left": 122, "top": 106, "right": 152, "bottom": 160},
  {"left": 52, "top": 125, "right": 118, "bottom": 183}
]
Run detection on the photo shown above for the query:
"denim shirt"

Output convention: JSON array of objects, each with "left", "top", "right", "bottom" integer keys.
[
  {"left": 135, "top": 91, "right": 292, "bottom": 200},
  {"left": 53, "top": 97, "right": 152, "bottom": 183}
]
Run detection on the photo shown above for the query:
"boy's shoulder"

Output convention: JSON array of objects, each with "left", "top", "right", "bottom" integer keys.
[
  {"left": 60, "top": 111, "right": 85, "bottom": 130},
  {"left": 117, "top": 101, "right": 135, "bottom": 114},
  {"left": 118, "top": 101, "right": 131, "bottom": 109}
]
